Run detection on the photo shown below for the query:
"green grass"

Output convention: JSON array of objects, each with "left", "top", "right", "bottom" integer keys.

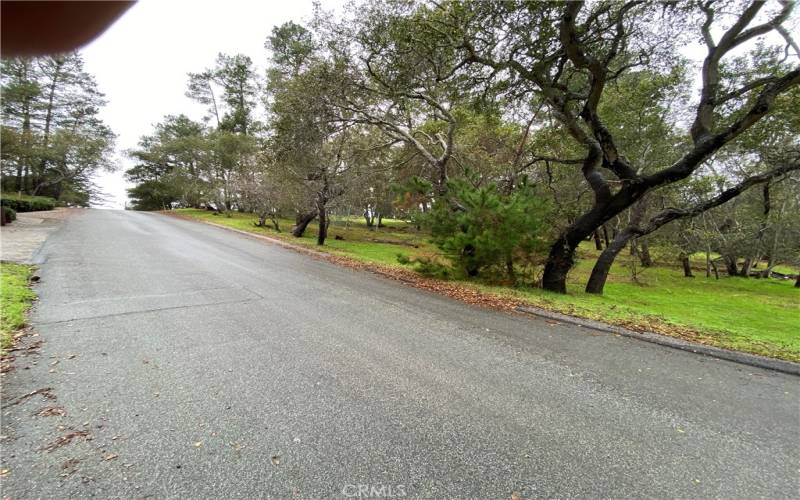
[
  {"left": 481, "top": 261, "right": 799, "bottom": 360},
  {"left": 175, "top": 208, "right": 435, "bottom": 266},
  {"left": 174, "top": 208, "right": 800, "bottom": 361},
  {"left": 0, "top": 262, "right": 36, "bottom": 352}
]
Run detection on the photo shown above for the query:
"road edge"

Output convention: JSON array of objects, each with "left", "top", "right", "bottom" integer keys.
[
  {"left": 161, "top": 211, "right": 800, "bottom": 377},
  {"left": 515, "top": 305, "right": 800, "bottom": 376}
]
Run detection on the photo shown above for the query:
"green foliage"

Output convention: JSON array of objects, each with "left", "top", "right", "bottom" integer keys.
[
  {"left": 391, "top": 176, "right": 432, "bottom": 215},
  {"left": 2, "top": 206, "right": 16, "bottom": 223},
  {"left": 0, "top": 54, "right": 115, "bottom": 203},
  {"left": 401, "top": 254, "right": 452, "bottom": 279},
  {"left": 0, "top": 194, "right": 56, "bottom": 212},
  {"left": 267, "top": 21, "right": 315, "bottom": 73},
  {"left": 425, "top": 178, "right": 549, "bottom": 281},
  {"left": 127, "top": 180, "right": 182, "bottom": 211},
  {"left": 186, "top": 53, "right": 260, "bottom": 134},
  {"left": 0, "top": 263, "right": 36, "bottom": 352}
]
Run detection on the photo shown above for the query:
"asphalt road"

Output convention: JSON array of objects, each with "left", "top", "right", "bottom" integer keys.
[{"left": 1, "top": 209, "right": 798, "bottom": 499}]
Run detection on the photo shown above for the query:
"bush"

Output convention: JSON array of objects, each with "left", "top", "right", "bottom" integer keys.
[
  {"left": 0, "top": 194, "right": 56, "bottom": 212},
  {"left": 1, "top": 206, "right": 16, "bottom": 224},
  {"left": 424, "top": 178, "right": 549, "bottom": 282},
  {"left": 397, "top": 253, "right": 452, "bottom": 279}
]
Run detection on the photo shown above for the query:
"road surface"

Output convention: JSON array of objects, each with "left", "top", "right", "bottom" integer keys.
[{"left": 1, "top": 210, "right": 798, "bottom": 498}]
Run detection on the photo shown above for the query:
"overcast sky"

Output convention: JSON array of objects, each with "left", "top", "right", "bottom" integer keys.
[{"left": 82, "top": 0, "right": 336, "bottom": 208}]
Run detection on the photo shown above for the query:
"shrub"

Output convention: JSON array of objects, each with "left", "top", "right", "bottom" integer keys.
[
  {"left": 1, "top": 206, "right": 16, "bottom": 224},
  {"left": 424, "top": 177, "right": 549, "bottom": 282},
  {"left": 397, "top": 253, "right": 452, "bottom": 279},
  {"left": 0, "top": 194, "right": 56, "bottom": 212}
]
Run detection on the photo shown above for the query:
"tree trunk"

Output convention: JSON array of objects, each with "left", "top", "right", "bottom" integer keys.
[
  {"left": 723, "top": 256, "right": 739, "bottom": 277},
  {"left": 435, "top": 159, "right": 448, "bottom": 197},
  {"left": 585, "top": 229, "right": 633, "bottom": 294},
  {"left": 583, "top": 195, "right": 651, "bottom": 294},
  {"left": 292, "top": 211, "right": 317, "bottom": 237},
  {"left": 542, "top": 236, "right": 576, "bottom": 293},
  {"left": 377, "top": 214, "right": 384, "bottom": 228},
  {"left": 710, "top": 258, "right": 720, "bottom": 280},
  {"left": 593, "top": 230, "right": 603, "bottom": 250},
  {"left": 542, "top": 175, "right": 649, "bottom": 293},
  {"left": 316, "top": 199, "right": 327, "bottom": 246},
  {"left": 316, "top": 176, "right": 330, "bottom": 245},
  {"left": 506, "top": 255, "right": 515, "bottom": 284},
  {"left": 543, "top": 210, "right": 611, "bottom": 293},
  {"left": 681, "top": 254, "right": 694, "bottom": 277},
  {"left": 364, "top": 209, "right": 374, "bottom": 227},
  {"left": 19, "top": 62, "right": 32, "bottom": 195},
  {"left": 23, "top": 165, "right": 32, "bottom": 193},
  {"left": 601, "top": 224, "right": 610, "bottom": 246},
  {"left": 740, "top": 258, "right": 752, "bottom": 278},
  {"left": 34, "top": 57, "right": 64, "bottom": 194},
  {"left": 795, "top": 274, "right": 799, "bottom": 288},
  {"left": 638, "top": 239, "right": 653, "bottom": 267}
]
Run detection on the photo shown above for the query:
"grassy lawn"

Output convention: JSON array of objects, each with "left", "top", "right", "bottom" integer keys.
[
  {"left": 173, "top": 208, "right": 800, "bottom": 362},
  {"left": 175, "top": 208, "right": 435, "bottom": 266},
  {"left": 0, "top": 262, "right": 36, "bottom": 353},
  {"left": 481, "top": 257, "right": 799, "bottom": 361}
]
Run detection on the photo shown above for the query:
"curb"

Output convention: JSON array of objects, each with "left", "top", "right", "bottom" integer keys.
[
  {"left": 515, "top": 305, "right": 800, "bottom": 376},
  {"left": 162, "top": 213, "right": 800, "bottom": 377},
  {"left": 163, "top": 213, "right": 331, "bottom": 258}
]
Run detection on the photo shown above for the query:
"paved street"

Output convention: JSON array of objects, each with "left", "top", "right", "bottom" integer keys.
[{"left": 1, "top": 209, "right": 798, "bottom": 498}]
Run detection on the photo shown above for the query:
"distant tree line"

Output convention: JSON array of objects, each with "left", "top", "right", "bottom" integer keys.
[
  {"left": 124, "top": 0, "right": 800, "bottom": 293},
  {"left": 1, "top": 53, "right": 116, "bottom": 205}
]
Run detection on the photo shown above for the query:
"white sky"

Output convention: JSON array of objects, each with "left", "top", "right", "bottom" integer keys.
[{"left": 82, "top": 0, "right": 336, "bottom": 209}]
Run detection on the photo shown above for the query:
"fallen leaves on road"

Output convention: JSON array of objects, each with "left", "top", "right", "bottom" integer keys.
[
  {"left": 3, "top": 387, "right": 56, "bottom": 408},
  {"left": 35, "top": 406, "right": 66, "bottom": 417},
  {"left": 61, "top": 458, "right": 80, "bottom": 477},
  {"left": 41, "top": 430, "right": 90, "bottom": 452},
  {"left": 103, "top": 453, "right": 118, "bottom": 461},
  {"left": 193, "top": 441, "right": 203, "bottom": 448},
  {"left": 6, "top": 338, "right": 43, "bottom": 354},
  {"left": 271, "top": 455, "right": 281, "bottom": 466},
  {"left": 322, "top": 254, "right": 523, "bottom": 312}
]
